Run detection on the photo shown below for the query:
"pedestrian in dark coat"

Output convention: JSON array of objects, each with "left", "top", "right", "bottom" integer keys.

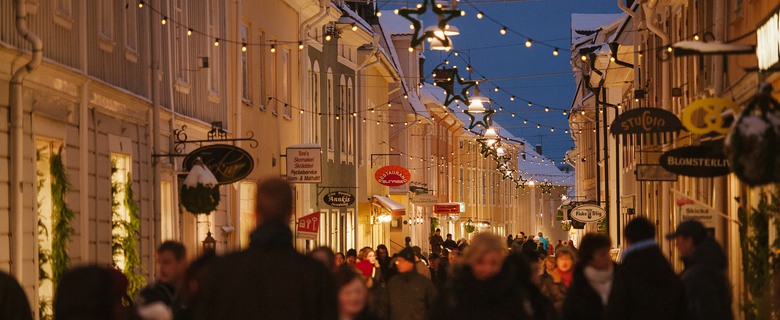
[
  {"left": 195, "top": 178, "right": 337, "bottom": 320},
  {"left": 0, "top": 271, "right": 33, "bottom": 320},
  {"left": 605, "top": 217, "right": 687, "bottom": 320},
  {"left": 375, "top": 247, "right": 436, "bottom": 320},
  {"left": 432, "top": 233, "right": 529, "bottom": 320},
  {"left": 667, "top": 220, "right": 733, "bottom": 320},
  {"left": 563, "top": 233, "right": 615, "bottom": 320}
]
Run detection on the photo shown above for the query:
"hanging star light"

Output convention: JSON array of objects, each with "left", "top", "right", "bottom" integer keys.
[
  {"left": 397, "top": 0, "right": 461, "bottom": 50},
  {"left": 434, "top": 67, "right": 477, "bottom": 106},
  {"left": 540, "top": 180, "right": 554, "bottom": 194},
  {"left": 513, "top": 176, "right": 528, "bottom": 189}
]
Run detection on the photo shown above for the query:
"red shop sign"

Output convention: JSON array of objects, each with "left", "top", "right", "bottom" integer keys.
[
  {"left": 297, "top": 211, "right": 320, "bottom": 240},
  {"left": 375, "top": 165, "right": 411, "bottom": 187}
]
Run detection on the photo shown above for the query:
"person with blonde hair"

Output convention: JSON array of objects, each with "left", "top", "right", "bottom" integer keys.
[
  {"left": 355, "top": 246, "right": 380, "bottom": 287},
  {"left": 433, "top": 233, "right": 527, "bottom": 319}
]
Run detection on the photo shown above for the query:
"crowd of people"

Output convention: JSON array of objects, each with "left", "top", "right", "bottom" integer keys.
[{"left": 0, "top": 178, "right": 734, "bottom": 320}]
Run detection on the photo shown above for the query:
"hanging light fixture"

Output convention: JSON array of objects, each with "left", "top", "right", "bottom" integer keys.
[{"left": 430, "top": 37, "right": 453, "bottom": 51}]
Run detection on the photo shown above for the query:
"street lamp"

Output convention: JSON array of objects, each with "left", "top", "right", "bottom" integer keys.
[{"left": 202, "top": 230, "right": 217, "bottom": 253}]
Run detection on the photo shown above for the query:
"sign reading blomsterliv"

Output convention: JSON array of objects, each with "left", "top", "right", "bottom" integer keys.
[
  {"left": 569, "top": 204, "right": 606, "bottom": 223},
  {"left": 286, "top": 144, "right": 321, "bottom": 183},
  {"left": 659, "top": 145, "right": 730, "bottom": 177}
]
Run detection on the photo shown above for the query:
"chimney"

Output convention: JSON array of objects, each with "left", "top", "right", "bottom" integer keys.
[{"left": 535, "top": 144, "right": 542, "bottom": 155}]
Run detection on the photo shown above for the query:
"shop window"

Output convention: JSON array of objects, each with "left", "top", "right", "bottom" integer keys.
[{"left": 239, "top": 182, "right": 257, "bottom": 249}]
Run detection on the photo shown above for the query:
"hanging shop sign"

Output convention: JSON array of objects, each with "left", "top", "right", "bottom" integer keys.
[
  {"left": 411, "top": 194, "right": 438, "bottom": 207},
  {"left": 675, "top": 197, "right": 720, "bottom": 240},
  {"left": 375, "top": 165, "right": 411, "bottom": 187},
  {"left": 635, "top": 164, "right": 678, "bottom": 182},
  {"left": 570, "top": 204, "right": 606, "bottom": 223},
  {"left": 183, "top": 144, "right": 254, "bottom": 185},
  {"left": 609, "top": 107, "right": 683, "bottom": 144},
  {"left": 433, "top": 203, "right": 461, "bottom": 214},
  {"left": 296, "top": 211, "right": 321, "bottom": 240},
  {"left": 323, "top": 191, "right": 355, "bottom": 207},
  {"left": 681, "top": 98, "right": 740, "bottom": 135},
  {"left": 286, "top": 144, "right": 322, "bottom": 183},
  {"left": 660, "top": 145, "right": 731, "bottom": 177},
  {"left": 757, "top": 8, "right": 780, "bottom": 70}
]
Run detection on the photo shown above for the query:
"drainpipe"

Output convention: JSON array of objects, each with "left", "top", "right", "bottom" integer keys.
[
  {"left": 642, "top": 0, "right": 671, "bottom": 249},
  {"left": 151, "top": 0, "right": 162, "bottom": 256},
  {"left": 10, "top": 0, "right": 43, "bottom": 277},
  {"left": 357, "top": 35, "right": 380, "bottom": 71},
  {"left": 299, "top": 0, "right": 329, "bottom": 128}
]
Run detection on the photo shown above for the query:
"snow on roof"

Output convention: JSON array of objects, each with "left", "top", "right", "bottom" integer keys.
[
  {"left": 517, "top": 146, "right": 574, "bottom": 186},
  {"left": 338, "top": 6, "right": 375, "bottom": 35},
  {"left": 380, "top": 10, "right": 419, "bottom": 36},
  {"left": 571, "top": 13, "right": 625, "bottom": 45},
  {"left": 671, "top": 41, "right": 754, "bottom": 55}
]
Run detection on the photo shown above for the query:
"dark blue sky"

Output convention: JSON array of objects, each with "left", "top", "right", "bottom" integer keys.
[{"left": 389, "top": 0, "right": 622, "bottom": 164}]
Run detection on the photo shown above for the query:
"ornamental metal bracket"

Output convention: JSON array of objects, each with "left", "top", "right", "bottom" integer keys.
[
  {"left": 370, "top": 153, "right": 401, "bottom": 168},
  {"left": 152, "top": 122, "right": 259, "bottom": 158}
]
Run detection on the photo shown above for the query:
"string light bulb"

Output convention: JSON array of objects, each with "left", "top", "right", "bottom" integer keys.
[
  {"left": 376, "top": 10, "right": 382, "bottom": 17},
  {"left": 525, "top": 39, "right": 532, "bottom": 47},
  {"left": 241, "top": 43, "right": 247, "bottom": 52},
  {"left": 477, "top": 11, "right": 484, "bottom": 19},
  {"left": 510, "top": 96, "right": 515, "bottom": 101},
  {"left": 536, "top": 124, "right": 541, "bottom": 129},
  {"left": 187, "top": 29, "right": 193, "bottom": 36},
  {"left": 494, "top": 87, "right": 499, "bottom": 92},
  {"left": 270, "top": 44, "right": 276, "bottom": 53},
  {"left": 544, "top": 107, "right": 549, "bottom": 112},
  {"left": 325, "top": 34, "right": 332, "bottom": 41},
  {"left": 523, "top": 120, "right": 527, "bottom": 124},
  {"left": 667, "top": 46, "right": 673, "bottom": 53},
  {"left": 408, "top": 47, "right": 414, "bottom": 52},
  {"left": 563, "top": 111, "right": 567, "bottom": 115},
  {"left": 550, "top": 127, "right": 554, "bottom": 132},
  {"left": 694, "top": 34, "right": 700, "bottom": 41},
  {"left": 500, "top": 27, "right": 507, "bottom": 35},
  {"left": 581, "top": 55, "right": 587, "bottom": 61},
  {"left": 351, "top": 23, "right": 358, "bottom": 31},
  {"left": 161, "top": 16, "right": 167, "bottom": 25},
  {"left": 298, "top": 42, "right": 304, "bottom": 50},
  {"left": 214, "top": 38, "right": 220, "bottom": 46},
  {"left": 527, "top": 102, "right": 532, "bottom": 107},
  {"left": 138, "top": 1, "right": 144, "bottom": 8},
  {"left": 553, "top": 48, "right": 559, "bottom": 56}
]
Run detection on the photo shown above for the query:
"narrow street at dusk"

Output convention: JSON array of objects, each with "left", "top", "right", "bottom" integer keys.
[{"left": 1, "top": 0, "right": 779, "bottom": 319}]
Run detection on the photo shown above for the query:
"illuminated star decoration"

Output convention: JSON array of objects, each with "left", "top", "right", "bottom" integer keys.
[
  {"left": 397, "top": 0, "right": 461, "bottom": 49},
  {"left": 540, "top": 180, "right": 554, "bottom": 194},
  {"left": 477, "top": 139, "right": 499, "bottom": 158},
  {"left": 464, "top": 108, "right": 495, "bottom": 130},
  {"left": 513, "top": 176, "right": 528, "bottom": 189},
  {"left": 434, "top": 67, "right": 476, "bottom": 106}
]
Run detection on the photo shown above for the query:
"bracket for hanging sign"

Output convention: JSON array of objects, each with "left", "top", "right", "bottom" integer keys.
[
  {"left": 370, "top": 153, "right": 401, "bottom": 168},
  {"left": 152, "top": 123, "right": 259, "bottom": 159}
]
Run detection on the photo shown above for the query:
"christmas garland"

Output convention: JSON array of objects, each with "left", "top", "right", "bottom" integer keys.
[
  {"left": 111, "top": 160, "right": 146, "bottom": 299},
  {"left": 49, "top": 146, "right": 74, "bottom": 286},
  {"left": 738, "top": 190, "right": 780, "bottom": 320}
]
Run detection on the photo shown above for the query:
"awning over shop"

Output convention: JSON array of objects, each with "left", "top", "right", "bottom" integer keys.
[
  {"left": 434, "top": 203, "right": 461, "bottom": 214},
  {"left": 372, "top": 195, "right": 406, "bottom": 216}
]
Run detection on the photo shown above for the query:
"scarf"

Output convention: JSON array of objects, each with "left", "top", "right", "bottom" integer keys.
[
  {"left": 558, "top": 268, "right": 574, "bottom": 287},
  {"left": 584, "top": 265, "right": 614, "bottom": 305}
]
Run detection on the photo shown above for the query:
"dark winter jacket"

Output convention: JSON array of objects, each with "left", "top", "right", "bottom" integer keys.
[
  {"left": 432, "top": 264, "right": 529, "bottom": 320},
  {"left": 375, "top": 270, "right": 436, "bottom": 320},
  {"left": 0, "top": 271, "right": 32, "bottom": 320},
  {"left": 681, "top": 238, "right": 733, "bottom": 320},
  {"left": 562, "top": 264, "right": 614, "bottom": 320},
  {"left": 194, "top": 222, "right": 337, "bottom": 320},
  {"left": 443, "top": 239, "right": 458, "bottom": 251},
  {"left": 605, "top": 242, "right": 687, "bottom": 320}
]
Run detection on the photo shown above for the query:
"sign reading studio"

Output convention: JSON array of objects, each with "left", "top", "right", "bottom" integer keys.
[{"left": 609, "top": 107, "right": 683, "bottom": 144}]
